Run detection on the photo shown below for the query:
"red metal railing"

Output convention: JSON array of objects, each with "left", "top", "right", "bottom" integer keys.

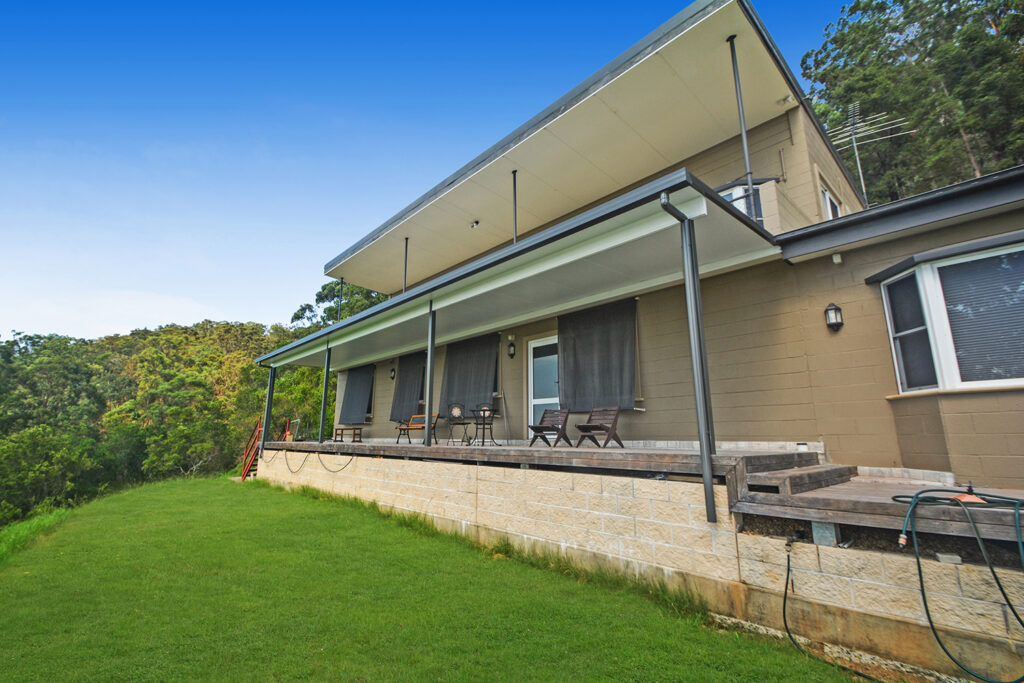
[{"left": 239, "top": 418, "right": 262, "bottom": 481}]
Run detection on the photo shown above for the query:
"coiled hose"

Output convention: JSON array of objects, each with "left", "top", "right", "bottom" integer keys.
[{"left": 892, "top": 487, "right": 1024, "bottom": 683}]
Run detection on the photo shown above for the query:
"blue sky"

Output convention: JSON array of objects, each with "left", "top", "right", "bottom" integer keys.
[{"left": 0, "top": 1, "right": 846, "bottom": 338}]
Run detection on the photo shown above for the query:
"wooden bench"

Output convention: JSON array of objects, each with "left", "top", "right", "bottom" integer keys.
[
  {"left": 574, "top": 407, "right": 624, "bottom": 448},
  {"left": 528, "top": 408, "right": 571, "bottom": 447},
  {"left": 396, "top": 413, "right": 439, "bottom": 444},
  {"left": 333, "top": 426, "right": 363, "bottom": 443}
]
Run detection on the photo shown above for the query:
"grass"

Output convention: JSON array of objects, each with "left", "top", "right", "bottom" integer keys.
[
  {"left": 0, "top": 478, "right": 851, "bottom": 681},
  {"left": 0, "top": 507, "right": 72, "bottom": 566}
]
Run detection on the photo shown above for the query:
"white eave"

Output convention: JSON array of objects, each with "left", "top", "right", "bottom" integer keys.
[{"left": 324, "top": 0, "right": 804, "bottom": 294}]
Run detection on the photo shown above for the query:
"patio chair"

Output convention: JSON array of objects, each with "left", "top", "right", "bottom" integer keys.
[
  {"left": 574, "top": 407, "right": 624, "bottom": 448},
  {"left": 396, "top": 413, "right": 439, "bottom": 444},
  {"left": 528, "top": 408, "right": 571, "bottom": 447},
  {"left": 472, "top": 403, "right": 499, "bottom": 446},
  {"left": 445, "top": 403, "right": 470, "bottom": 445}
]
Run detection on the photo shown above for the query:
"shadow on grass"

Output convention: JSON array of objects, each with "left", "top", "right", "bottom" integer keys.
[{"left": 248, "top": 478, "right": 709, "bottom": 624}]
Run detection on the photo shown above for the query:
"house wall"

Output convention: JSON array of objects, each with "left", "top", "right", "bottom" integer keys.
[
  {"left": 335, "top": 207, "right": 1024, "bottom": 486},
  {"left": 257, "top": 450, "right": 1024, "bottom": 678}
]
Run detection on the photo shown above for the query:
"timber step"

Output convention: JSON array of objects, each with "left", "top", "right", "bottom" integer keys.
[{"left": 745, "top": 464, "right": 857, "bottom": 495}]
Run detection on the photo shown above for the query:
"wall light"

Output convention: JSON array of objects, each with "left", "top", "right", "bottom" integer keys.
[
  {"left": 825, "top": 303, "right": 844, "bottom": 332},
  {"left": 507, "top": 342, "right": 516, "bottom": 359},
  {"left": 390, "top": 367, "right": 396, "bottom": 380}
]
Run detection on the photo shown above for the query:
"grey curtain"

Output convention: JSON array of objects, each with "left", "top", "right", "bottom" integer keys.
[
  {"left": 389, "top": 352, "right": 426, "bottom": 422},
  {"left": 338, "top": 364, "right": 375, "bottom": 425},
  {"left": 439, "top": 334, "right": 499, "bottom": 411},
  {"left": 557, "top": 299, "right": 636, "bottom": 412}
]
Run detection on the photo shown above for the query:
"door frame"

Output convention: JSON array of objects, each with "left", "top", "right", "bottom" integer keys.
[{"left": 527, "top": 335, "right": 559, "bottom": 435}]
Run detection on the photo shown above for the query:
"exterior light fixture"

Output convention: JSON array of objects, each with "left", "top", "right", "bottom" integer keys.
[
  {"left": 390, "top": 367, "right": 396, "bottom": 380},
  {"left": 507, "top": 342, "right": 516, "bottom": 359},
  {"left": 470, "top": 220, "right": 480, "bottom": 229},
  {"left": 824, "top": 303, "right": 844, "bottom": 331}
]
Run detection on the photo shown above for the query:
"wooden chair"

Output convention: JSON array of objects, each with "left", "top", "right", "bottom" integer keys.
[
  {"left": 574, "top": 407, "right": 624, "bottom": 448},
  {"left": 528, "top": 408, "right": 571, "bottom": 447},
  {"left": 396, "top": 413, "right": 439, "bottom": 444}
]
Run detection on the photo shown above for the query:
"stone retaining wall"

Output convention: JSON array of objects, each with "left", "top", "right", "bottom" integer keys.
[{"left": 258, "top": 449, "right": 1023, "bottom": 677}]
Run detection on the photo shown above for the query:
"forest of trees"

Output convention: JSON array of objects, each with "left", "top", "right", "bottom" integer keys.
[
  {"left": 803, "top": 0, "right": 1024, "bottom": 205},
  {"left": 0, "top": 284, "right": 384, "bottom": 527},
  {"left": 2, "top": 0, "right": 1021, "bottom": 527}
]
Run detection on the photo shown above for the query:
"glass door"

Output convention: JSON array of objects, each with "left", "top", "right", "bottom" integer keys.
[{"left": 528, "top": 336, "right": 559, "bottom": 426}]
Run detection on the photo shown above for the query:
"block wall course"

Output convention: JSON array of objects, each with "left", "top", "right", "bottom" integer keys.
[{"left": 257, "top": 451, "right": 1023, "bottom": 648}]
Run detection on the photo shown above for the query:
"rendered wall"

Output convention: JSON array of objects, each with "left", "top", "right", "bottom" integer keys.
[{"left": 258, "top": 450, "right": 1024, "bottom": 678}]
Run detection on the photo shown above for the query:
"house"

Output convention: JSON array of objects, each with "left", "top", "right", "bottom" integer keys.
[{"left": 252, "top": 0, "right": 1023, "bottom": 674}]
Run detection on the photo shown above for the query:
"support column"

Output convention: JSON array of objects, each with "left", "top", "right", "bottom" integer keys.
[
  {"left": 423, "top": 303, "right": 436, "bottom": 446},
  {"left": 680, "top": 217, "right": 718, "bottom": 523},
  {"left": 318, "top": 346, "right": 332, "bottom": 443},
  {"left": 260, "top": 365, "right": 276, "bottom": 458},
  {"left": 727, "top": 35, "right": 756, "bottom": 222}
]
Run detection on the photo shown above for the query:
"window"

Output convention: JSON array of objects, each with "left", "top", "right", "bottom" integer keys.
[
  {"left": 821, "top": 183, "right": 841, "bottom": 220},
  {"left": 882, "top": 245, "right": 1024, "bottom": 393},
  {"left": 719, "top": 184, "right": 763, "bottom": 225}
]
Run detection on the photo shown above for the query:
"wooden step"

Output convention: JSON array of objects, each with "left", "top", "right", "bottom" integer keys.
[{"left": 745, "top": 464, "right": 857, "bottom": 495}]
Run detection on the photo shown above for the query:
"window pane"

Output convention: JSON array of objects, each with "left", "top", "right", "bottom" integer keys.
[
  {"left": 886, "top": 274, "right": 926, "bottom": 333},
  {"left": 532, "top": 401, "right": 559, "bottom": 426},
  {"left": 896, "top": 330, "right": 938, "bottom": 389},
  {"left": 532, "top": 344, "right": 558, "bottom": 399},
  {"left": 939, "top": 251, "right": 1024, "bottom": 382}
]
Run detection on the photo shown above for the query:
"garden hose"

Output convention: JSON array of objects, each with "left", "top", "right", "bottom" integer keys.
[
  {"left": 893, "top": 487, "right": 1024, "bottom": 683},
  {"left": 782, "top": 541, "right": 881, "bottom": 681}
]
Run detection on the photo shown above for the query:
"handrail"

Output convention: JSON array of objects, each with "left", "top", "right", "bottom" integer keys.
[{"left": 239, "top": 418, "right": 263, "bottom": 481}]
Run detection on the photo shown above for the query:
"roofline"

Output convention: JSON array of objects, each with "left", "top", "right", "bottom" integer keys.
[
  {"left": 260, "top": 168, "right": 772, "bottom": 365},
  {"left": 732, "top": 0, "right": 866, "bottom": 208},
  {"left": 777, "top": 165, "right": 1024, "bottom": 260},
  {"left": 323, "top": 0, "right": 843, "bottom": 278},
  {"left": 864, "top": 228, "right": 1024, "bottom": 284}
]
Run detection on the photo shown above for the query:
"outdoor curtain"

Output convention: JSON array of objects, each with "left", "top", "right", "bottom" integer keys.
[
  {"left": 389, "top": 352, "right": 426, "bottom": 422},
  {"left": 439, "top": 334, "right": 499, "bottom": 412},
  {"left": 557, "top": 298, "right": 636, "bottom": 412},
  {"left": 338, "top": 364, "right": 375, "bottom": 425}
]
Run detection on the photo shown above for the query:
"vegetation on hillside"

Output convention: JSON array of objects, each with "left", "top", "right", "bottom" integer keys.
[
  {"left": 0, "top": 284, "right": 384, "bottom": 527},
  {"left": 0, "top": 478, "right": 850, "bottom": 681},
  {"left": 803, "top": 0, "right": 1024, "bottom": 205}
]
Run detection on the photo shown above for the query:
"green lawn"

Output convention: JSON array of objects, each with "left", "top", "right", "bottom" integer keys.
[{"left": 0, "top": 478, "right": 849, "bottom": 681}]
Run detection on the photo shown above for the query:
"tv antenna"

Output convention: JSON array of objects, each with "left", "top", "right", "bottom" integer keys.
[{"left": 828, "top": 102, "right": 916, "bottom": 205}]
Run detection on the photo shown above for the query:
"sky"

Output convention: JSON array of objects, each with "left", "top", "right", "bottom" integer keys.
[{"left": 0, "top": 0, "right": 847, "bottom": 339}]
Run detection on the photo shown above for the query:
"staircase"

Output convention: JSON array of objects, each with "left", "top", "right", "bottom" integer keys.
[{"left": 239, "top": 418, "right": 262, "bottom": 481}]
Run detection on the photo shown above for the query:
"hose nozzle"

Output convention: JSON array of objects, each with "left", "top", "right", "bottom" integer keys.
[{"left": 898, "top": 533, "right": 907, "bottom": 548}]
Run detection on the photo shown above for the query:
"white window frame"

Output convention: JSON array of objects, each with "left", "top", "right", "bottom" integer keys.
[
  {"left": 821, "top": 183, "right": 841, "bottom": 220},
  {"left": 881, "top": 243, "right": 1024, "bottom": 393}
]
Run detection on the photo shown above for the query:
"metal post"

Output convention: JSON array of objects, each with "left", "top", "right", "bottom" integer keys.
[
  {"left": 660, "top": 193, "right": 717, "bottom": 523},
  {"left": 337, "top": 277, "right": 344, "bottom": 323},
  {"left": 726, "top": 35, "right": 756, "bottom": 222},
  {"left": 681, "top": 217, "right": 717, "bottom": 523},
  {"left": 318, "top": 345, "right": 332, "bottom": 443},
  {"left": 403, "top": 238, "right": 409, "bottom": 293},
  {"left": 260, "top": 365, "right": 276, "bottom": 458},
  {"left": 512, "top": 169, "right": 518, "bottom": 244},
  {"left": 423, "top": 303, "right": 436, "bottom": 446}
]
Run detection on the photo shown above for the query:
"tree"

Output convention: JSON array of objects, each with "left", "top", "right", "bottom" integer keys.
[
  {"left": 802, "top": 0, "right": 1024, "bottom": 205},
  {"left": 291, "top": 281, "right": 387, "bottom": 328}
]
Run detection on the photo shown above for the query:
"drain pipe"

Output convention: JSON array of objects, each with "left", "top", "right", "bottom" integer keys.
[
  {"left": 726, "top": 35, "right": 756, "bottom": 222},
  {"left": 660, "top": 193, "right": 717, "bottom": 523}
]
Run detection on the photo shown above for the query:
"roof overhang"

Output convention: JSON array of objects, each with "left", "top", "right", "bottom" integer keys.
[
  {"left": 778, "top": 165, "right": 1024, "bottom": 262},
  {"left": 259, "top": 169, "right": 778, "bottom": 370},
  {"left": 323, "top": 0, "right": 828, "bottom": 294}
]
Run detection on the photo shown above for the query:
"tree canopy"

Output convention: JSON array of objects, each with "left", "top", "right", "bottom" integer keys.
[{"left": 802, "top": 0, "right": 1024, "bottom": 205}]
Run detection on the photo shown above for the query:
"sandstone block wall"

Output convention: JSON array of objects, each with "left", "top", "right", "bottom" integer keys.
[{"left": 258, "top": 450, "right": 1023, "bottom": 676}]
